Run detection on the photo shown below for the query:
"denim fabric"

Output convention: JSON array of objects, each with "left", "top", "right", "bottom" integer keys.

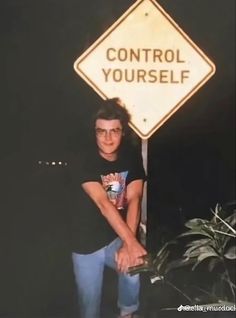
[{"left": 72, "top": 237, "right": 140, "bottom": 318}]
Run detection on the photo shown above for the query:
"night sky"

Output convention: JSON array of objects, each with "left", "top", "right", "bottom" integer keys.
[{"left": 0, "top": 0, "right": 235, "bottom": 316}]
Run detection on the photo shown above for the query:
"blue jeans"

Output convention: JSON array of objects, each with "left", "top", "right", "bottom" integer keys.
[{"left": 72, "top": 237, "right": 140, "bottom": 318}]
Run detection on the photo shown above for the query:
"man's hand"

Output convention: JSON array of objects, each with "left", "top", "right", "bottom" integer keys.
[
  {"left": 115, "top": 240, "right": 147, "bottom": 273},
  {"left": 125, "top": 239, "right": 147, "bottom": 268},
  {"left": 115, "top": 245, "right": 130, "bottom": 273}
]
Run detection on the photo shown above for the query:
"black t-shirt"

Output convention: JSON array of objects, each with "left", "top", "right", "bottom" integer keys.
[{"left": 69, "top": 146, "right": 145, "bottom": 254}]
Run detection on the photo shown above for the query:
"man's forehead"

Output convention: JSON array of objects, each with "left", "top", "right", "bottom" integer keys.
[{"left": 95, "top": 119, "right": 122, "bottom": 128}]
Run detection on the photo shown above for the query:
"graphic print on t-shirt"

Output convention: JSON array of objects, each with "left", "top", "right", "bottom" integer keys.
[{"left": 101, "top": 171, "right": 128, "bottom": 210}]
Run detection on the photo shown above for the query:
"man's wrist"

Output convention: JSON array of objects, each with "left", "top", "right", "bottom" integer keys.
[{"left": 123, "top": 236, "right": 137, "bottom": 248}]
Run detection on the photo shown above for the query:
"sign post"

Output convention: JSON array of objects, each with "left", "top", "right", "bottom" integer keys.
[
  {"left": 140, "top": 139, "right": 148, "bottom": 245},
  {"left": 73, "top": 0, "right": 216, "bottom": 244}
]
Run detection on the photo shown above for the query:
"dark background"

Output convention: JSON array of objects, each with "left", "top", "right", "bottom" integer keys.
[{"left": 0, "top": 0, "right": 235, "bottom": 317}]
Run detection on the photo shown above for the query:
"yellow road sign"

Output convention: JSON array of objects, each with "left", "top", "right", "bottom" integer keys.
[{"left": 74, "top": 0, "right": 216, "bottom": 139}]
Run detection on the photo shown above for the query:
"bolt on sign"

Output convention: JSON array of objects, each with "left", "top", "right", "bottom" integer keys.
[{"left": 74, "top": 0, "right": 216, "bottom": 139}]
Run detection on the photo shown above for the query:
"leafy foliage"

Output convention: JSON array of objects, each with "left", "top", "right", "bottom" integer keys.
[{"left": 129, "top": 202, "right": 236, "bottom": 304}]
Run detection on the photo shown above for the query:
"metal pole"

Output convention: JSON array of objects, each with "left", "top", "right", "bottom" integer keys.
[{"left": 140, "top": 139, "right": 148, "bottom": 246}]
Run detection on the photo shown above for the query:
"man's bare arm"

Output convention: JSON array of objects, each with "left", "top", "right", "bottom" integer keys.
[
  {"left": 116, "top": 179, "right": 144, "bottom": 272},
  {"left": 81, "top": 181, "right": 146, "bottom": 267},
  {"left": 126, "top": 179, "right": 143, "bottom": 234}
]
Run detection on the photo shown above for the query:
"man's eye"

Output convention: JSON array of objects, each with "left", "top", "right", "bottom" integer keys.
[
  {"left": 112, "top": 128, "right": 122, "bottom": 134},
  {"left": 95, "top": 128, "right": 122, "bottom": 135},
  {"left": 96, "top": 128, "right": 105, "bottom": 134}
]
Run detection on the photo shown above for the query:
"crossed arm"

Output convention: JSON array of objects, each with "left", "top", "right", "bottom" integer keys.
[{"left": 81, "top": 179, "right": 147, "bottom": 272}]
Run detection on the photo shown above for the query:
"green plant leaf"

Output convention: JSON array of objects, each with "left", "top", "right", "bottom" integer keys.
[
  {"left": 192, "top": 249, "right": 218, "bottom": 270},
  {"left": 155, "top": 240, "right": 176, "bottom": 258},
  {"left": 211, "top": 203, "right": 222, "bottom": 223},
  {"left": 211, "top": 210, "right": 236, "bottom": 235},
  {"left": 186, "top": 238, "right": 211, "bottom": 248},
  {"left": 165, "top": 257, "right": 195, "bottom": 272},
  {"left": 185, "top": 218, "right": 210, "bottom": 229},
  {"left": 185, "top": 246, "right": 219, "bottom": 260},
  {"left": 208, "top": 257, "right": 221, "bottom": 272},
  {"left": 178, "top": 230, "right": 213, "bottom": 239},
  {"left": 224, "top": 246, "right": 236, "bottom": 259},
  {"left": 184, "top": 246, "right": 201, "bottom": 258},
  {"left": 222, "top": 236, "right": 233, "bottom": 250},
  {"left": 156, "top": 250, "right": 170, "bottom": 273},
  {"left": 225, "top": 212, "right": 236, "bottom": 227},
  {"left": 184, "top": 239, "right": 214, "bottom": 257}
]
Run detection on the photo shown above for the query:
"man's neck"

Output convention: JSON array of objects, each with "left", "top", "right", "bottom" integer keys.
[{"left": 99, "top": 151, "right": 118, "bottom": 162}]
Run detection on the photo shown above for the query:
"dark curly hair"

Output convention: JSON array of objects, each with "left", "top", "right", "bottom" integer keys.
[{"left": 93, "top": 98, "right": 131, "bottom": 134}]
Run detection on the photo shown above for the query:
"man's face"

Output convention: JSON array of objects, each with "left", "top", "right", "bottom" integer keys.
[{"left": 95, "top": 119, "right": 123, "bottom": 161}]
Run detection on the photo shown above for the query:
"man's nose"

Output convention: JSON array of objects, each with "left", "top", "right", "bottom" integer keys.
[{"left": 105, "top": 131, "right": 112, "bottom": 140}]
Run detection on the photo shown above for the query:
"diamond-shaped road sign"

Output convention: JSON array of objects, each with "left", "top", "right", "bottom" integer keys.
[{"left": 74, "top": 0, "right": 216, "bottom": 139}]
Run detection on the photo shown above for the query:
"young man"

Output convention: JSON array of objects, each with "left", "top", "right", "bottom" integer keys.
[{"left": 70, "top": 98, "right": 147, "bottom": 318}]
